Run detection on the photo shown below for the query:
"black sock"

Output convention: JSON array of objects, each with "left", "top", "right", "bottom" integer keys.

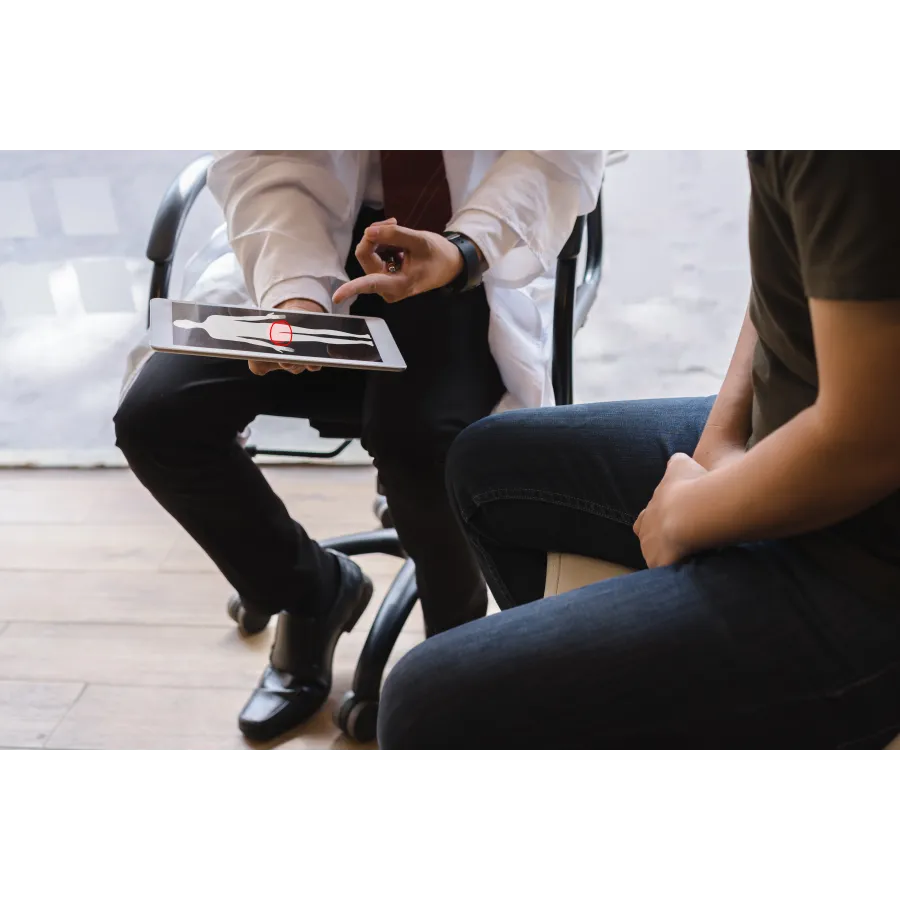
[{"left": 278, "top": 547, "right": 341, "bottom": 618}]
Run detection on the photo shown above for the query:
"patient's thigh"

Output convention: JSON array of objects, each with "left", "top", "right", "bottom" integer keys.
[{"left": 447, "top": 396, "right": 716, "bottom": 575}]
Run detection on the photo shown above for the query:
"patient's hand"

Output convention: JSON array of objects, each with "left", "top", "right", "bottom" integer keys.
[
  {"left": 633, "top": 453, "right": 709, "bottom": 568},
  {"left": 332, "top": 219, "right": 466, "bottom": 305},
  {"left": 248, "top": 298, "right": 324, "bottom": 376}
]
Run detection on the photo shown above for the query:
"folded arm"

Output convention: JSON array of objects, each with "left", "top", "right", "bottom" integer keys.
[
  {"left": 677, "top": 297, "right": 900, "bottom": 549},
  {"left": 691, "top": 305, "right": 756, "bottom": 471}
]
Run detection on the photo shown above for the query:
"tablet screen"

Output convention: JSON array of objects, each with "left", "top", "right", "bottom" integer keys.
[{"left": 169, "top": 301, "right": 382, "bottom": 363}]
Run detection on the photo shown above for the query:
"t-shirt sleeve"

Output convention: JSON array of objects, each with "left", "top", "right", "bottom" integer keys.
[{"left": 784, "top": 151, "right": 900, "bottom": 301}]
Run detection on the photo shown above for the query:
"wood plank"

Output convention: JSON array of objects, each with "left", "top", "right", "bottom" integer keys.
[
  {"left": 0, "top": 466, "right": 379, "bottom": 529},
  {"left": 0, "top": 483, "right": 89, "bottom": 525},
  {"left": 159, "top": 531, "right": 395, "bottom": 579},
  {"left": 90, "top": 464, "right": 370, "bottom": 527},
  {"left": 0, "top": 621, "right": 423, "bottom": 691},
  {"left": 0, "top": 570, "right": 232, "bottom": 627},
  {"left": 262, "top": 465, "right": 375, "bottom": 496},
  {"left": 46, "top": 684, "right": 348, "bottom": 750},
  {"left": 0, "top": 524, "right": 177, "bottom": 572},
  {"left": 0, "top": 469, "right": 139, "bottom": 525},
  {"left": 0, "top": 464, "right": 374, "bottom": 498},
  {"left": 80, "top": 482, "right": 182, "bottom": 527},
  {"left": 0, "top": 566, "right": 426, "bottom": 632},
  {"left": 0, "top": 469, "right": 131, "bottom": 489},
  {"left": 158, "top": 499, "right": 387, "bottom": 574},
  {"left": 0, "top": 679, "right": 85, "bottom": 748},
  {"left": 155, "top": 534, "right": 424, "bottom": 627}
]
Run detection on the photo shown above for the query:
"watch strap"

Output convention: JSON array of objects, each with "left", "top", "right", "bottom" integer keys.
[{"left": 442, "top": 232, "right": 487, "bottom": 293}]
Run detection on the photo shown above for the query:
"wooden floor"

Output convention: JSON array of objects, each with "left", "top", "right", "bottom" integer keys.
[
  {"left": 0, "top": 465, "right": 429, "bottom": 750},
  {"left": 6, "top": 466, "right": 898, "bottom": 751}
]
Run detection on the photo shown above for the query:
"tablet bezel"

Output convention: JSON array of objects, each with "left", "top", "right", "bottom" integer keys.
[{"left": 148, "top": 298, "right": 407, "bottom": 373}]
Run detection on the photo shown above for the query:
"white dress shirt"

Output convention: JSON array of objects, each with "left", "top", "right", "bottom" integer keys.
[{"left": 123, "top": 150, "right": 607, "bottom": 409}]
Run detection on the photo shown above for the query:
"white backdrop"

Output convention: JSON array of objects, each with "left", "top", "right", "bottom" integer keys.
[{"left": 0, "top": 150, "right": 750, "bottom": 466}]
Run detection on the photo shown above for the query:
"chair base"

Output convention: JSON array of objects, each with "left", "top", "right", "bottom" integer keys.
[{"left": 225, "top": 593, "right": 271, "bottom": 635}]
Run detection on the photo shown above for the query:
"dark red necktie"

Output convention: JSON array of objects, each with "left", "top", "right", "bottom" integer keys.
[{"left": 379, "top": 150, "right": 453, "bottom": 234}]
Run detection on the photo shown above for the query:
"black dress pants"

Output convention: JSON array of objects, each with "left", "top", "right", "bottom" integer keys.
[{"left": 114, "top": 208, "right": 506, "bottom": 634}]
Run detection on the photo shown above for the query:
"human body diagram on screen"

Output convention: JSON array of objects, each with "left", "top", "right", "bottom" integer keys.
[{"left": 173, "top": 312, "right": 375, "bottom": 354}]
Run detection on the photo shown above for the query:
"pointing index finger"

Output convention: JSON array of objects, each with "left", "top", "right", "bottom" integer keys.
[{"left": 334, "top": 272, "right": 404, "bottom": 304}]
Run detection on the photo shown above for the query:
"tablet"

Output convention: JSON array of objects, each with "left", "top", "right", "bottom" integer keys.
[{"left": 149, "top": 299, "right": 406, "bottom": 372}]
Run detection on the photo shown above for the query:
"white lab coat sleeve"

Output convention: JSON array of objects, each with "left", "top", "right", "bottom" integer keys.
[
  {"left": 206, "top": 151, "right": 361, "bottom": 313},
  {"left": 447, "top": 150, "right": 607, "bottom": 289}
]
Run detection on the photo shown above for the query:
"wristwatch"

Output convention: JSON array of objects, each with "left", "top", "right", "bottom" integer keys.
[{"left": 442, "top": 232, "right": 489, "bottom": 294}]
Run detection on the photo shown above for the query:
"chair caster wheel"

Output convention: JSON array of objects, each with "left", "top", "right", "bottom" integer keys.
[
  {"left": 226, "top": 594, "right": 271, "bottom": 636},
  {"left": 373, "top": 496, "right": 393, "bottom": 528},
  {"left": 334, "top": 691, "right": 379, "bottom": 743}
]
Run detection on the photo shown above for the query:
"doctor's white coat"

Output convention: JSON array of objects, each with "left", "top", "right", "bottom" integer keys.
[{"left": 123, "top": 150, "right": 607, "bottom": 410}]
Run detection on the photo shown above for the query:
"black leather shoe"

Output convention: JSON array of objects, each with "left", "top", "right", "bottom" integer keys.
[{"left": 238, "top": 551, "right": 374, "bottom": 743}]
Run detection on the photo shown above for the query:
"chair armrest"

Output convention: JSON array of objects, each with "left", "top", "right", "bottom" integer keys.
[
  {"left": 557, "top": 214, "right": 585, "bottom": 260},
  {"left": 145, "top": 155, "right": 215, "bottom": 315},
  {"left": 146, "top": 154, "right": 215, "bottom": 265},
  {"left": 584, "top": 195, "right": 603, "bottom": 282},
  {"left": 575, "top": 194, "right": 604, "bottom": 333}
]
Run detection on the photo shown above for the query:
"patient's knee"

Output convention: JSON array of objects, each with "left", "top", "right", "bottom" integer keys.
[
  {"left": 378, "top": 615, "right": 507, "bottom": 749},
  {"left": 444, "top": 411, "right": 530, "bottom": 512},
  {"left": 377, "top": 645, "right": 453, "bottom": 749}
]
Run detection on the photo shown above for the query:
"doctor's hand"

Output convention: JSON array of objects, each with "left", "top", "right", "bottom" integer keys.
[
  {"left": 247, "top": 298, "right": 325, "bottom": 376},
  {"left": 332, "top": 219, "right": 468, "bottom": 305}
]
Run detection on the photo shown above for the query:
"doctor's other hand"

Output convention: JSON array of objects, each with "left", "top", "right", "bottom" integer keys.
[
  {"left": 333, "top": 219, "right": 468, "bottom": 305},
  {"left": 247, "top": 298, "right": 325, "bottom": 376}
]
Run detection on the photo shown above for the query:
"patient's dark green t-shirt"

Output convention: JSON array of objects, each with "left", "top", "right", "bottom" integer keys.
[{"left": 746, "top": 151, "right": 900, "bottom": 590}]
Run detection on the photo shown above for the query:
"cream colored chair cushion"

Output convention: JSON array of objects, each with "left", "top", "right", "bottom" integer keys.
[
  {"left": 543, "top": 552, "right": 900, "bottom": 749},
  {"left": 544, "top": 552, "right": 635, "bottom": 597}
]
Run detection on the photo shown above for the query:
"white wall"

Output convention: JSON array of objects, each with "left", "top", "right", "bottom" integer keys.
[
  {"left": 576, "top": 150, "right": 750, "bottom": 404},
  {"left": 0, "top": 150, "right": 752, "bottom": 465}
]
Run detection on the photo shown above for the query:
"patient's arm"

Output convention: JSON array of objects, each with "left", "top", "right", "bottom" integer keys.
[
  {"left": 677, "top": 298, "right": 900, "bottom": 548},
  {"left": 691, "top": 305, "right": 756, "bottom": 471}
]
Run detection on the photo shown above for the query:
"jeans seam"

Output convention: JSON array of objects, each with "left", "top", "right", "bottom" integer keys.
[{"left": 468, "top": 487, "right": 636, "bottom": 528}]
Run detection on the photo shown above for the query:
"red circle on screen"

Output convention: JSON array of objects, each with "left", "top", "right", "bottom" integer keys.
[{"left": 269, "top": 321, "right": 292, "bottom": 345}]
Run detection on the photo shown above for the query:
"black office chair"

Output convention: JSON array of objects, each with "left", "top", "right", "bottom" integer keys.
[{"left": 145, "top": 152, "right": 623, "bottom": 743}]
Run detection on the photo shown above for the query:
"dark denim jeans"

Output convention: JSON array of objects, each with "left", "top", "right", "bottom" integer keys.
[{"left": 377, "top": 398, "right": 900, "bottom": 749}]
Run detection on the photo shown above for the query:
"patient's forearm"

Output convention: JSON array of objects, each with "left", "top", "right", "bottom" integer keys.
[
  {"left": 695, "top": 306, "right": 756, "bottom": 451},
  {"left": 678, "top": 404, "right": 900, "bottom": 549}
]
